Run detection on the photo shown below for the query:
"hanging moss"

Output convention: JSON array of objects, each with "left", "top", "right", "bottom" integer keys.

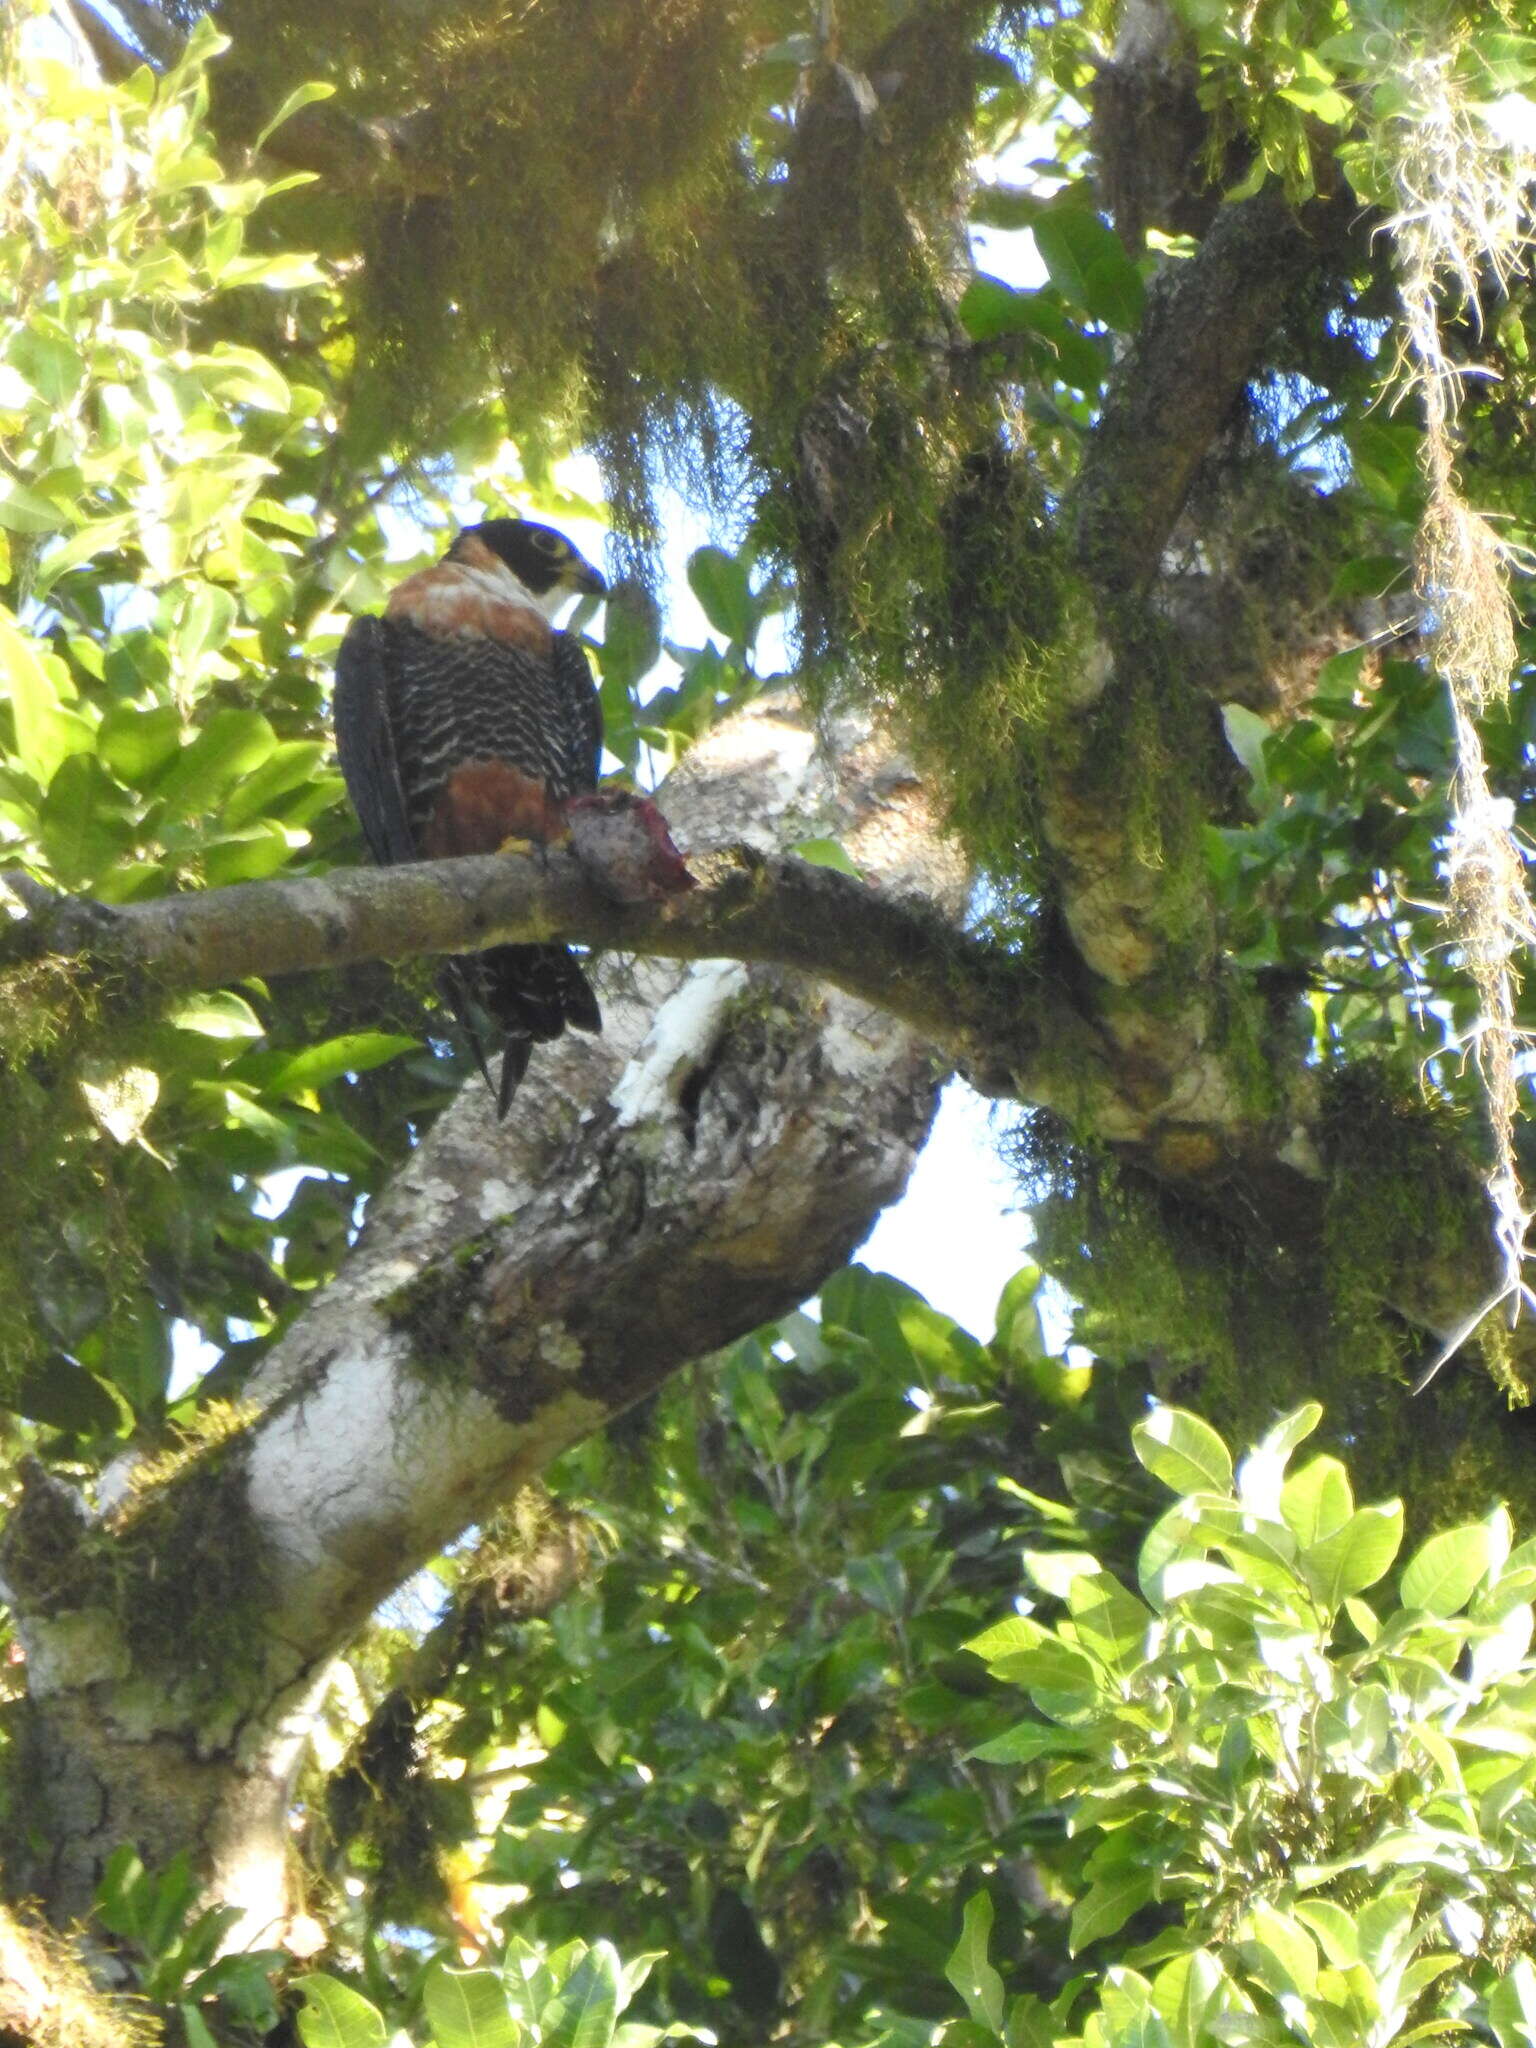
[
  {"left": 206, "top": 0, "right": 1074, "bottom": 906},
  {"left": 1022, "top": 1113, "right": 1331, "bottom": 1403},
  {"left": 322, "top": 1488, "right": 590, "bottom": 1931},
  {"left": 1319, "top": 1063, "right": 1523, "bottom": 1399}
]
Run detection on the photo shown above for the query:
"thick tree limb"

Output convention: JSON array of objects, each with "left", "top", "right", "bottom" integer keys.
[
  {"left": 0, "top": 823, "right": 1077, "bottom": 1109},
  {"left": 1070, "top": 181, "right": 1337, "bottom": 599},
  {"left": 0, "top": 747, "right": 1312, "bottom": 1186}
]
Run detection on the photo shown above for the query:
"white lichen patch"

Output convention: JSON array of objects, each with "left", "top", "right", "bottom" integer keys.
[
  {"left": 610, "top": 960, "right": 749, "bottom": 1127},
  {"left": 20, "top": 1608, "right": 131, "bottom": 1698},
  {"left": 477, "top": 1178, "right": 519, "bottom": 1222}
]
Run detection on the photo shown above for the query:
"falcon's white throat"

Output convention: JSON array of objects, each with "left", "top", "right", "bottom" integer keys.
[{"left": 459, "top": 553, "right": 574, "bottom": 622}]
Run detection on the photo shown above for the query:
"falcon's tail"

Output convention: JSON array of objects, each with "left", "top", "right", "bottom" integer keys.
[{"left": 440, "top": 944, "right": 602, "bottom": 1118}]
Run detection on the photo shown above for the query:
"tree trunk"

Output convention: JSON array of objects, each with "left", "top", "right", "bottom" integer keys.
[{"left": 0, "top": 693, "right": 964, "bottom": 1934}]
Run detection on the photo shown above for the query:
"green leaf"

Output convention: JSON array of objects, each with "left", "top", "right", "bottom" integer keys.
[
  {"left": 958, "top": 275, "right": 1032, "bottom": 341},
  {"left": 174, "top": 585, "right": 239, "bottom": 675},
  {"left": 168, "top": 990, "right": 265, "bottom": 1040},
  {"left": 1488, "top": 1955, "right": 1536, "bottom": 2047},
  {"left": 1280, "top": 1456, "right": 1353, "bottom": 1548},
  {"left": 1132, "top": 1409, "right": 1233, "bottom": 1496},
  {"left": 1151, "top": 1948, "right": 1227, "bottom": 2047},
  {"left": 33, "top": 514, "right": 138, "bottom": 595},
  {"left": 600, "top": 587, "right": 662, "bottom": 698},
  {"left": 1031, "top": 207, "right": 1145, "bottom": 330},
  {"left": 541, "top": 1943, "right": 621, "bottom": 2048},
  {"left": 253, "top": 79, "right": 336, "bottom": 151},
  {"left": 1401, "top": 1523, "right": 1492, "bottom": 1616},
  {"left": 217, "top": 252, "right": 326, "bottom": 290},
  {"left": 687, "top": 545, "right": 756, "bottom": 645},
  {"left": 957, "top": 276, "right": 1106, "bottom": 387},
  {"left": 9, "top": 1353, "right": 126, "bottom": 1435},
  {"left": 0, "top": 615, "right": 94, "bottom": 783},
  {"left": 294, "top": 1975, "right": 387, "bottom": 2048},
  {"left": 1023, "top": 1549, "right": 1103, "bottom": 1598},
  {"left": 1070, "top": 1873, "right": 1154, "bottom": 1955},
  {"left": 1236, "top": 1409, "right": 1327, "bottom": 1490},
  {"left": 1067, "top": 1571, "right": 1150, "bottom": 1678},
  {"left": 1290, "top": 1901, "right": 1360, "bottom": 1970},
  {"left": 204, "top": 822, "right": 299, "bottom": 885},
  {"left": 97, "top": 705, "right": 183, "bottom": 787},
  {"left": 256, "top": 1032, "right": 418, "bottom": 1096},
  {"left": 1300, "top": 1501, "right": 1404, "bottom": 1611},
  {"left": 0, "top": 479, "right": 68, "bottom": 533},
  {"left": 152, "top": 709, "right": 277, "bottom": 820},
  {"left": 222, "top": 740, "right": 329, "bottom": 827},
  {"left": 422, "top": 1963, "right": 522, "bottom": 2048},
  {"left": 792, "top": 835, "right": 863, "bottom": 878},
  {"left": 94, "top": 1847, "right": 150, "bottom": 1941},
  {"left": 1222, "top": 704, "right": 1273, "bottom": 800},
  {"left": 38, "top": 753, "right": 135, "bottom": 888},
  {"left": 965, "top": 1615, "right": 1047, "bottom": 1665},
  {"left": 198, "top": 344, "right": 293, "bottom": 412},
  {"left": 1240, "top": 1903, "right": 1318, "bottom": 1998},
  {"left": 847, "top": 1553, "right": 907, "bottom": 1616},
  {"left": 968, "top": 1719, "right": 1091, "bottom": 1764},
  {"left": 179, "top": 2007, "right": 220, "bottom": 2048},
  {"left": 946, "top": 1891, "right": 1005, "bottom": 2033}
]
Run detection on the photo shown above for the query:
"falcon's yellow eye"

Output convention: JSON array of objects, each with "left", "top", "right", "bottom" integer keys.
[{"left": 532, "top": 532, "right": 564, "bottom": 555}]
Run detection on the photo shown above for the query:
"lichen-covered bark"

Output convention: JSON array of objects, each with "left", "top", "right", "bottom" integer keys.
[{"left": 0, "top": 695, "right": 964, "bottom": 1930}]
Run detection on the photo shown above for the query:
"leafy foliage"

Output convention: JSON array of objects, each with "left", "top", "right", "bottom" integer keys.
[
  {"left": 100, "top": 1305, "right": 1536, "bottom": 2048},
  {"left": 961, "top": 1397, "right": 1536, "bottom": 2044},
  {"left": 10, "top": 0, "right": 1536, "bottom": 2038},
  {"left": 0, "top": 22, "right": 768, "bottom": 1429}
]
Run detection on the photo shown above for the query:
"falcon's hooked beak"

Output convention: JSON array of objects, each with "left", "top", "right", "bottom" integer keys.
[{"left": 565, "top": 552, "right": 607, "bottom": 600}]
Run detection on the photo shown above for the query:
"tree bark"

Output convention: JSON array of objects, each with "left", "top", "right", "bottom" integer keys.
[{"left": 0, "top": 693, "right": 964, "bottom": 1933}]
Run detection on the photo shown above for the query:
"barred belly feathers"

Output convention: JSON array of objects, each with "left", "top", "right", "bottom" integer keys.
[{"left": 333, "top": 518, "right": 608, "bottom": 1115}]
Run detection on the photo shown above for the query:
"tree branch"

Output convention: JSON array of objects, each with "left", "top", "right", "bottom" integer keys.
[
  {"left": 1071, "top": 182, "right": 1346, "bottom": 600},
  {"left": 0, "top": 831, "right": 1070, "bottom": 1105}
]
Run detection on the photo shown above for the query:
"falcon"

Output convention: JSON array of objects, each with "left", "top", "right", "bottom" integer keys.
[{"left": 334, "top": 516, "right": 608, "bottom": 1115}]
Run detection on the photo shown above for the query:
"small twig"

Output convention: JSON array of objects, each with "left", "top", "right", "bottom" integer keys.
[
  {"left": 60, "top": 0, "right": 148, "bottom": 80},
  {"left": 100, "top": 0, "right": 178, "bottom": 65},
  {"left": 1411, "top": 1270, "right": 1536, "bottom": 1394}
]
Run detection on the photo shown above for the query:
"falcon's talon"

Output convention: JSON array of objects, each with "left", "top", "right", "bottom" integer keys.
[{"left": 334, "top": 516, "right": 608, "bottom": 1118}]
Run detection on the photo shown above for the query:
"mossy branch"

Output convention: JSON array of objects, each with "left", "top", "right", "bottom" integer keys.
[
  {"left": 0, "top": 848, "right": 1077, "bottom": 1104},
  {"left": 1071, "top": 183, "right": 1345, "bottom": 600}
]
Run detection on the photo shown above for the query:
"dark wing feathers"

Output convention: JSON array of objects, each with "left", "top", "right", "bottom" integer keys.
[
  {"left": 334, "top": 617, "right": 417, "bottom": 866},
  {"left": 551, "top": 631, "right": 605, "bottom": 788},
  {"left": 333, "top": 608, "right": 604, "bottom": 1116}
]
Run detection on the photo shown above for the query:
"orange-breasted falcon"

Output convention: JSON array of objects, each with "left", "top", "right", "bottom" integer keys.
[{"left": 334, "top": 517, "right": 608, "bottom": 1115}]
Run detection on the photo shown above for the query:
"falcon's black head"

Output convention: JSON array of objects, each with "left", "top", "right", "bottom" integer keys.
[{"left": 457, "top": 518, "right": 607, "bottom": 600}]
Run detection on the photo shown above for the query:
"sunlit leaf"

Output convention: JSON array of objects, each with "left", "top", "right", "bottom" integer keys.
[
  {"left": 1133, "top": 1409, "right": 1233, "bottom": 1497},
  {"left": 0, "top": 615, "right": 94, "bottom": 783},
  {"left": 422, "top": 1963, "right": 521, "bottom": 2048},
  {"left": 1401, "top": 1524, "right": 1492, "bottom": 1616},
  {"left": 1070, "top": 1873, "right": 1154, "bottom": 1955},
  {"left": 294, "top": 1976, "right": 387, "bottom": 2048}
]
